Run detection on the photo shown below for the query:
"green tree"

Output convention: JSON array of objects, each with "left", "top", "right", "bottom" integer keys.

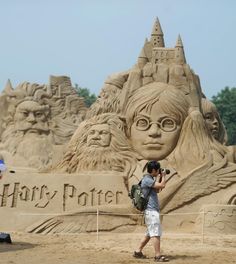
[
  {"left": 75, "top": 84, "right": 97, "bottom": 107},
  {"left": 211, "top": 87, "right": 236, "bottom": 145}
]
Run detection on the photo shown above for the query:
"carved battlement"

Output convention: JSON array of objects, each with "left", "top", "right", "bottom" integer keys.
[
  {"left": 138, "top": 18, "right": 186, "bottom": 66},
  {"left": 152, "top": 48, "right": 176, "bottom": 64}
]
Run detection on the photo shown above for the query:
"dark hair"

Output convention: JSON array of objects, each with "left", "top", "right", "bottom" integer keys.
[{"left": 146, "top": 160, "right": 160, "bottom": 173}]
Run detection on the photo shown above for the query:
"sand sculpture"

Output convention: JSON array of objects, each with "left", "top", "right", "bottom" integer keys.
[
  {"left": 56, "top": 113, "right": 137, "bottom": 181},
  {"left": 58, "top": 18, "right": 236, "bottom": 206},
  {"left": 0, "top": 76, "right": 87, "bottom": 169},
  {"left": 201, "top": 98, "right": 227, "bottom": 144},
  {"left": 0, "top": 18, "right": 235, "bottom": 234},
  {"left": 201, "top": 98, "right": 236, "bottom": 163}
]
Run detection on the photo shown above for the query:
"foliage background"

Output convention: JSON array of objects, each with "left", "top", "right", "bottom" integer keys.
[
  {"left": 212, "top": 87, "right": 236, "bottom": 145},
  {"left": 75, "top": 84, "right": 97, "bottom": 107}
]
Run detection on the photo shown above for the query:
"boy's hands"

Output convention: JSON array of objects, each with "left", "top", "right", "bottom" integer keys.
[{"left": 153, "top": 172, "right": 166, "bottom": 192}]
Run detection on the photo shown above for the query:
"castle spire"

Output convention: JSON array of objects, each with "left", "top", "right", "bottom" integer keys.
[
  {"left": 151, "top": 17, "right": 165, "bottom": 47},
  {"left": 175, "top": 34, "right": 186, "bottom": 64},
  {"left": 175, "top": 34, "right": 184, "bottom": 47},
  {"left": 137, "top": 38, "right": 150, "bottom": 68},
  {"left": 138, "top": 45, "right": 147, "bottom": 60},
  {"left": 3, "top": 79, "right": 14, "bottom": 94}
]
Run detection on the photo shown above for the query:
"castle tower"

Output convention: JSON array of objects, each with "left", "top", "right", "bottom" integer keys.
[
  {"left": 137, "top": 38, "right": 152, "bottom": 68},
  {"left": 137, "top": 44, "right": 148, "bottom": 68},
  {"left": 151, "top": 17, "right": 165, "bottom": 48},
  {"left": 175, "top": 34, "right": 186, "bottom": 64}
]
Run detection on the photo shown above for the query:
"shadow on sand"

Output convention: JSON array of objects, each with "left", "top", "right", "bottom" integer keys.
[
  {"left": 0, "top": 241, "right": 36, "bottom": 253},
  {"left": 168, "top": 254, "right": 201, "bottom": 261}
]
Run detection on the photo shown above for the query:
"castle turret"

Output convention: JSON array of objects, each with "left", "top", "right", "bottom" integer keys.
[
  {"left": 175, "top": 34, "right": 186, "bottom": 64},
  {"left": 137, "top": 38, "right": 150, "bottom": 68},
  {"left": 151, "top": 17, "right": 165, "bottom": 48}
]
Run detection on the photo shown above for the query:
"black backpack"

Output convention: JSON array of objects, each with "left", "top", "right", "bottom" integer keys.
[{"left": 129, "top": 179, "right": 152, "bottom": 211}]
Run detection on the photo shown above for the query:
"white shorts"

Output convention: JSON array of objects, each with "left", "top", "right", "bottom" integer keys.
[{"left": 144, "top": 210, "right": 162, "bottom": 237}]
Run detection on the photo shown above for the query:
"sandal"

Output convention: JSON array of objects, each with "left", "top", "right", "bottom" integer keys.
[
  {"left": 133, "top": 251, "right": 147, "bottom": 259},
  {"left": 154, "top": 255, "right": 169, "bottom": 262}
]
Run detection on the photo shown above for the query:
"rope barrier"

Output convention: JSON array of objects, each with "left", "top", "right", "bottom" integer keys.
[{"left": 19, "top": 210, "right": 236, "bottom": 216}]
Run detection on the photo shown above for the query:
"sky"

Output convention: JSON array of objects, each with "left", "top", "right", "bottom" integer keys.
[{"left": 0, "top": 0, "right": 235, "bottom": 99}]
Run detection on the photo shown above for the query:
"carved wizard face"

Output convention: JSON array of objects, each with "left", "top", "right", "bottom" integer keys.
[
  {"left": 69, "top": 99, "right": 80, "bottom": 115},
  {"left": 14, "top": 101, "right": 50, "bottom": 134},
  {"left": 130, "top": 101, "right": 182, "bottom": 160},
  {"left": 86, "top": 124, "right": 111, "bottom": 148}
]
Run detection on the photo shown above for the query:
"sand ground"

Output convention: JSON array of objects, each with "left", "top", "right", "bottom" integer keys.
[{"left": 0, "top": 229, "right": 236, "bottom": 264}]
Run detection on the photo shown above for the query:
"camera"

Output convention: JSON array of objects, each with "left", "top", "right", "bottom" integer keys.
[
  {"left": 160, "top": 168, "right": 170, "bottom": 175},
  {"left": 158, "top": 168, "right": 170, "bottom": 183}
]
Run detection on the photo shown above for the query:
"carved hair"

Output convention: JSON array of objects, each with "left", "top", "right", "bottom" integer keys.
[
  {"left": 125, "top": 82, "right": 189, "bottom": 136},
  {"left": 168, "top": 109, "right": 229, "bottom": 176},
  {"left": 56, "top": 113, "right": 137, "bottom": 179},
  {"left": 86, "top": 73, "right": 128, "bottom": 119},
  {"left": 86, "top": 85, "right": 121, "bottom": 119},
  {"left": 201, "top": 98, "right": 227, "bottom": 144},
  {"left": 65, "top": 95, "right": 85, "bottom": 111}
]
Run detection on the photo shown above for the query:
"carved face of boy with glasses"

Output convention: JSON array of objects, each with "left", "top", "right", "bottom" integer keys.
[{"left": 125, "top": 82, "right": 189, "bottom": 160}]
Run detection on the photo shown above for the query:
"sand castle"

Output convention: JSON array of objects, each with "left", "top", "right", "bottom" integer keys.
[
  {"left": 0, "top": 18, "right": 235, "bottom": 234},
  {"left": 0, "top": 76, "right": 87, "bottom": 169}
]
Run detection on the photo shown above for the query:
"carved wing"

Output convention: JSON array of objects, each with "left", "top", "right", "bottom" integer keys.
[
  {"left": 26, "top": 206, "right": 139, "bottom": 234},
  {"left": 26, "top": 214, "right": 100, "bottom": 234},
  {"left": 162, "top": 155, "right": 236, "bottom": 213}
]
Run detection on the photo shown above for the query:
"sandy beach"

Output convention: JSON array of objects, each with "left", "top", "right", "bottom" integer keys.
[{"left": 1, "top": 228, "right": 236, "bottom": 264}]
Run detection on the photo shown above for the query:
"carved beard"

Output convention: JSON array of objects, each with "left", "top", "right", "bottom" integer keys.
[
  {"left": 65, "top": 143, "right": 126, "bottom": 173},
  {"left": 7, "top": 132, "right": 53, "bottom": 168}
]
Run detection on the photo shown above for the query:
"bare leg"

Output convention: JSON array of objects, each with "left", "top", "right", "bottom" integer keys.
[
  {"left": 151, "top": 236, "right": 161, "bottom": 257},
  {"left": 136, "top": 235, "right": 150, "bottom": 252}
]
